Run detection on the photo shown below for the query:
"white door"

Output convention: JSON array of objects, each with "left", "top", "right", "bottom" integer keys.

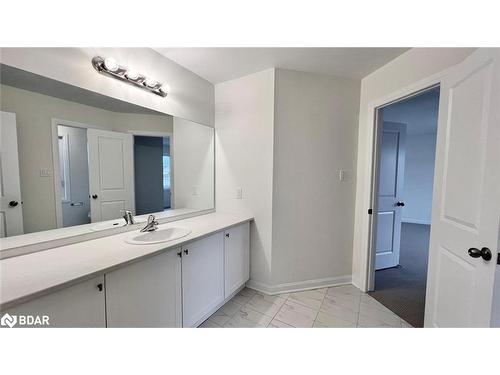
[
  {"left": 224, "top": 223, "right": 250, "bottom": 298},
  {"left": 87, "top": 128, "right": 134, "bottom": 222},
  {"left": 182, "top": 232, "right": 224, "bottom": 327},
  {"left": 106, "top": 249, "right": 182, "bottom": 327},
  {"left": 5, "top": 276, "right": 105, "bottom": 328},
  {"left": 0, "top": 112, "right": 24, "bottom": 237},
  {"left": 425, "top": 48, "right": 500, "bottom": 327},
  {"left": 375, "top": 122, "right": 407, "bottom": 270}
]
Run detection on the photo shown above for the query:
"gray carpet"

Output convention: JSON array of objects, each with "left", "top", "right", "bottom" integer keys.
[{"left": 368, "top": 223, "right": 430, "bottom": 327}]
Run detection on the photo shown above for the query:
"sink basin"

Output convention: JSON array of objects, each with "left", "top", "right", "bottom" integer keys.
[{"left": 125, "top": 227, "right": 191, "bottom": 245}]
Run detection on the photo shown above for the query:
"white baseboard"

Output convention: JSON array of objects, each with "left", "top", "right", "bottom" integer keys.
[
  {"left": 246, "top": 275, "right": 352, "bottom": 295},
  {"left": 402, "top": 218, "right": 431, "bottom": 225}
]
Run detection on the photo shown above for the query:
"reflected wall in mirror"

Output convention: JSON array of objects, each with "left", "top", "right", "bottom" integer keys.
[{"left": 0, "top": 64, "right": 214, "bottom": 239}]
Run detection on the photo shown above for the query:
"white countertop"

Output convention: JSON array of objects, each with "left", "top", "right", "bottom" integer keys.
[
  {"left": 0, "top": 212, "right": 253, "bottom": 310},
  {"left": 0, "top": 207, "right": 205, "bottom": 258}
]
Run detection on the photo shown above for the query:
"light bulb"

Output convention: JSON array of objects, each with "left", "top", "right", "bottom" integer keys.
[
  {"left": 103, "top": 57, "right": 119, "bottom": 72},
  {"left": 126, "top": 70, "right": 139, "bottom": 80},
  {"left": 160, "top": 84, "right": 170, "bottom": 94},
  {"left": 145, "top": 78, "right": 159, "bottom": 88}
]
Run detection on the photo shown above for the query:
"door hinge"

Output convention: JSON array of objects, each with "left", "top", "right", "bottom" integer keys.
[{"left": 368, "top": 208, "right": 373, "bottom": 215}]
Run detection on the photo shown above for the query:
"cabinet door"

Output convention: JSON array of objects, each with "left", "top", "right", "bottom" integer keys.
[
  {"left": 106, "top": 248, "right": 182, "bottom": 327},
  {"left": 4, "top": 276, "right": 105, "bottom": 328},
  {"left": 182, "top": 232, "right": 224, "bottom": 327},
  {"left": 224, "top": 223, "right": 250, "bottom": 298}
]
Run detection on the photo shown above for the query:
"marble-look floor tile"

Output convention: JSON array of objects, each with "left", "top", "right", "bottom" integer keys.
[
  {"left": 224, "top": 305, "right": 273, "bottom": 328},
  {"left": 199, "top": 319, "right": 221, "bottom": 328},
  {"left": 246, "top": 293, "right": 286, "bottom": 317},
  {"left": 357, "top": 313, "right": 402, "bottom": 328},
  {"left": 208, "top": 300, "right": 242, "bottom": 326},
  {"left": 320, "top": 296, "right": 359, "bottom": 323},
  {"left": 232, "top": 287, "right": 257, "bottom": 305},
  {"left": 314, "top": 312, "right": 356, "bottom": 328},
  {"left": 275, "top": 300, "right": 318, "bottom": 328},
  {"left": 268, "top": 319, "right": 294, "bottom": 328},
  {"left": 359, "top": 299, "right": 402, "bottom": 327},
  {"left": 288, "top": 289, "right": 326, "bottom": 310},
  {"left": 327, "top": 284, "right": 362, "bottom": 298},
  {"left": 323, "top": 293, "right": 361, "bottom": 313}
]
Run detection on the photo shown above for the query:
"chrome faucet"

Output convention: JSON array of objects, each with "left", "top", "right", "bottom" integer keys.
[
  {"left": 140, "top": 215, "right": 159, "bottom": 232},
  {"left": 122, "top": 210, "right": 135, "bottom": 225}
]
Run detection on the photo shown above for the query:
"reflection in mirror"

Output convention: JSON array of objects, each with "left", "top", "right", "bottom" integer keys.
[{"left": 0, "top": 64, "right": 214, "bottom": 243}]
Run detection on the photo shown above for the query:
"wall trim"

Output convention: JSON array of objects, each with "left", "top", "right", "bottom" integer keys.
[
  {"left": 402, "top": 218, "right": 431, "bottom": 225},
  {"left": 246, "top": 275, "right": 352, "bottom": 295}
]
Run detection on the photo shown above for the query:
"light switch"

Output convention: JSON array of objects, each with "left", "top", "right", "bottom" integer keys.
[
  {"left": 40, "top": 168, "right": 52, "bottom": 177},
  {"left": 236, "top": 187, "right": 242, "bottom": 199},
  {"left": 339, "top": 170, "right": 347, "bottom": 182}
]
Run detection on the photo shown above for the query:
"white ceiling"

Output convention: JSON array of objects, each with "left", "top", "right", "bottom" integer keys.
[{"left": 154, "top": 48, "right": 409, "bottom": 84}]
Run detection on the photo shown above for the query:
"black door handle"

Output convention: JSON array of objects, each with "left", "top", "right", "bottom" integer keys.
[
  {"left": 92, "top": 194, "right": 98, "bottom": 199},
  {"left": 396, "top": 201, "right": 405, "bottom": 207},
  {"left": 184, "top": 249, "right": 189, "bottom": 255},
  {"left": 468, "top": 247, "right": 492, "bottom": 261},
  {"left": 97, "top": 283, "right": 103, "bottom": 292},
  {"left": 9, "top": 201, "right": 19, "bottom": 207},
  {"left": 225, "top": 233, "right": 230, "bottom": 238}
]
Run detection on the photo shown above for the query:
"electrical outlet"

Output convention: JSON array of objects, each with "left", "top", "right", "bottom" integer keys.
[{"left": 236, "top": 187, "right": 243, "bottom": 199}]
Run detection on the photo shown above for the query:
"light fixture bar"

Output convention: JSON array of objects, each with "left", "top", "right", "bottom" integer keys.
[{"left": 91, "top": 56, "right": 169, "bottom": 98}]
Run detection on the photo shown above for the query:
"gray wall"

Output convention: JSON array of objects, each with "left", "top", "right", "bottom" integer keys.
[
  {"left": 271, "top": 68, "right": 360, "bottom": 286},
  {"left": 134, "top": 136, "right": 164, "bottom": 215}
]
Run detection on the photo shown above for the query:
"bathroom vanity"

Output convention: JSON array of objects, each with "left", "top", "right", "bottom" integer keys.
[{"left": 0, "top": 213, "right": 252, "bottom": 327}]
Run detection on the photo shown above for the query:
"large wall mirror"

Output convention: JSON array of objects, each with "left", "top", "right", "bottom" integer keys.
[{"left": 0, "top": 64, "right": 214, "bottom": 250}]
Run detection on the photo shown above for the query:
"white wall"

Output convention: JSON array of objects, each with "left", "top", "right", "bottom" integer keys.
[
  {"left": 352, "top": 48, "right": 475, "bottom": 289},
  {"left": 0, "top": 48, "right": 214, "bottom": 126},
  {"left": 172, "top": 117, "right": 215, "bottom": 211},
  {"left": 215, "top": 69, "right": 275, "bottom": 286},
  {"left": 270, "top": 69, "right": 359, "bottom": 288}
]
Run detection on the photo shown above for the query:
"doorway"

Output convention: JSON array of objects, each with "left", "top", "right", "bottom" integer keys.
[
  {"left": 369, "top": 86, "right": 440, "bottom": 327},
  {"left": 133, "top": 134, "right": 172, "bottom": 215}
]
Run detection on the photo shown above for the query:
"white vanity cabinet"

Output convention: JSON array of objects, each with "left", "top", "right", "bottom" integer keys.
[
  {"left": 224, "top": 223, "right": 250, "bottom": 298},
  {"left": 105, "top": 248, "right": 182, "bottom": 327},
  {"left": 4, "top": 276, "right": 106, "bottom": 328},
  {"left": 2, "top": 219, "right": 252, "bottom": 328},
  {"left": 181, "top": 232, "right": 225, "bottom": 327}
]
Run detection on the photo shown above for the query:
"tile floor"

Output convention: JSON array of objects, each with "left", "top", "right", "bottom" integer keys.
[{"left": 199, "top": 284, "right": 413, "bottom": 328}]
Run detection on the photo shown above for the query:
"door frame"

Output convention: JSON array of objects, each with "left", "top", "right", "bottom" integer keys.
[
  {"left": 126, "top": 130, "right": 174, "bottom": 209},
  {"left": 50, "top": 118, "right": 104, "bottom": 228},
  {"left": 360, "top": 73, "right": 445, "bottom": 293}
]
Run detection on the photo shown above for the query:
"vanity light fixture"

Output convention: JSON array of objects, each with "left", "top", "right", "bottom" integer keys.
[{"left": 92, "top": 56, "right": 169, "bottom": 97}]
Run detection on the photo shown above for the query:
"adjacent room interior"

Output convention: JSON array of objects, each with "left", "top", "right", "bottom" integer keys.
[{"left": 369, "top": 87, "right": 439, "bottom": 327}]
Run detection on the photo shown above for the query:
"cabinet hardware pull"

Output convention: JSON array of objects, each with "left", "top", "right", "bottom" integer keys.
[
  {"left": 184, "top": 249, "right": 189, "bottom": 255},
  {"left": 225, "top": 233, "right": 230, "bottom": 238},
  {"left": 97, "top": 283, "right": 103, "bottom": 292},
  {"left": 177, "top": 251, "right": 182, "bottom": 257}
]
